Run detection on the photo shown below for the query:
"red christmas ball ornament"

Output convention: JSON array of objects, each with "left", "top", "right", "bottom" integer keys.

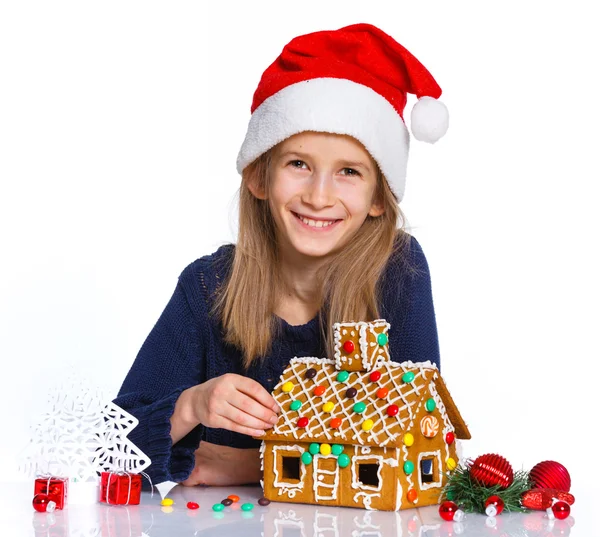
[
  {"left": 484, "top": 495, "right": 505, "bottom": 516},
  {"left": 551, "top": 500, "right": 570, "bottom": 520},
  {"left": 529, "top": 460, "right": 571, "bottom": 492},
  {"left": 32, "top": 494, "right": 56, "bottom": 513},
  {"left": 439, "top": 500, "right": 464, "bottom": 522},
  {"left": 469, "top": 454, "right": 514, "bottom": 489}
]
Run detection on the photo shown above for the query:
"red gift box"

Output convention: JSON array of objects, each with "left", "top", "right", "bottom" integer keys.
[
  {"left": 34, "top": 476, "right": 69, "bottom": 510},
  {"left": 99, "top": 472, "right": 142, "bottom": 505}
]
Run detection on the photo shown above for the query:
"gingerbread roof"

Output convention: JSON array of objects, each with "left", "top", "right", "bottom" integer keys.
[{"left": 264, "top": 357, "right": 470, "bottom": 448}]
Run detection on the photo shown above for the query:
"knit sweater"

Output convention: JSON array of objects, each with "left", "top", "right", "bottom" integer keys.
[{"left": 114, "top": 234, "right": 440, "bottom": 485}]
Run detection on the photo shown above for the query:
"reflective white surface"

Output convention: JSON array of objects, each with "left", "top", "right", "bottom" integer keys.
[{"left": 2, "top": 481, "right": 589, "bottom": 536}]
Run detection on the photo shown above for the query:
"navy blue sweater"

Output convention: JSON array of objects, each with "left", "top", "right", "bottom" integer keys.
[{"left": 114, "top": 235, "right": 440, "bottom": 484}]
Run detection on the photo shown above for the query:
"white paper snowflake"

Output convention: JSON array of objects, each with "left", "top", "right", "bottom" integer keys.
[{"left": 20, "top": 374, "right": 150, "bottom": 481}]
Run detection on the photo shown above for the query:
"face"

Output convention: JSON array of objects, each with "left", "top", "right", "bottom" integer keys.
[{"left": 249, "top": 131, "right": 384, "bottom": 261}]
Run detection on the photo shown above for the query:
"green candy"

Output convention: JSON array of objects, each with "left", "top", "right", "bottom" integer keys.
[
  {"left": 301, "top": 452, "right": 313, "bottom": 465},
  {"left": 337, "top": 453, "right": 351, "bottom": 468},
  {"left": 290, "top": 400, "right": 302, "bottom": 411},
  {"left": 404, "top": 461, "right": 414, "bottom": 475},
  {"left": 212, "top": 503, "right": 225, "bottom": 512},
  {"left": 309, "top": 443, "right": 320, "bottom": 455},
  {"left": 353, "top": 401, "right": 366, "bottom": 413},
  {"left": 336, "top": 370, "right": 350, "bottom": 383},
  {"left": 401, "top": 371, "right": 415, "bottom": 383},
  {"left": 425, "top": 398, "right": 436, "bottom": 412},
  {"left": 331, "top": 444, "right": 344, "bottom": 456},
  {"left": 241, "top": 503, "right": 254, "bottom": 511},
  {"left": 377, "top": 333, "right": 388, "bottom": 346}
]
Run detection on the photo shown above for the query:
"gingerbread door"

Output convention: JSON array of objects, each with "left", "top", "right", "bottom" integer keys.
[{"left": 312, "top": 455, "right": 339, "bottom": 502}]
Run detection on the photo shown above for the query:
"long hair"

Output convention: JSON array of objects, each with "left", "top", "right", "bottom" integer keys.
[{"left": 211, "top": 140, "right": 411, "bottom": 369}]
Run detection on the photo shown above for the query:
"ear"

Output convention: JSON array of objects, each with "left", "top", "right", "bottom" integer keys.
[
  {"left": 368, "top": 200, "right": 385, "bottom": 218},
  {"left": 245, "top": 174, "right": 268, "bottom": 200}
]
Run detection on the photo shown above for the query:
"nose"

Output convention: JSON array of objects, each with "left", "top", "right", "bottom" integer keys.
[{"left": 301, "top": 171, "right": 335, "bottom": 209}]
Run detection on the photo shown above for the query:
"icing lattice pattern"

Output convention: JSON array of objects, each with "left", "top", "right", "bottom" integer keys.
[{"left": 266, "top": 358, "right": 439, "bottom": 447}]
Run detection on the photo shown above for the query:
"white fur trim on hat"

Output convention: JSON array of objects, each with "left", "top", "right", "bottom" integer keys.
[{"left": 236, "top": 78, "right": 410, "bottom": 200}]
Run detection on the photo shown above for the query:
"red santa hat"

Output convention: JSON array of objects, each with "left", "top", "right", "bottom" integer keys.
[{"left": 236, "top": 23, "right": 448, "bottom": 201}]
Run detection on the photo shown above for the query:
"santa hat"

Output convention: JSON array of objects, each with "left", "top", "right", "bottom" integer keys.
[{"left": 236, "top": 23, "right": 448, "bottom": 201}]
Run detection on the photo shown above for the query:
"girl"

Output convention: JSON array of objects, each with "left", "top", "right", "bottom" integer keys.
[{"left": 114, "top": 22, "right": 449, "bottom": 488}]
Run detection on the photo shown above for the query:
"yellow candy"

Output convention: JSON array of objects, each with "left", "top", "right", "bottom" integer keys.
[
  {"left": 281, "top": 381, "right": 294, "bottom": 393},
  {"left": 446, "top": 457, "right": 457, "bottom": 470},
  {"left": 320, "top": 443, "right": 332, "bottom": 455},
  {"left": 322, "top": 402, "right": 335, "bottom": 413},
  {"left": 161, "top": 498, "right": 174, "bottom": 506},
  {"left": 403, "top": 433, "right": 414, "bottom": 447},
  {"left": 362, "top": 419, "right": 374, "bottom": 431}
]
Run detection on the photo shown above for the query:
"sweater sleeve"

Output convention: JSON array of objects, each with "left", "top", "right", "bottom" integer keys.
[
  {"left": 113, "top": 263, "right": 206, "bottom": 485},
  {"left": 385, "top": 235, "right": 441, "bottom": 370}
]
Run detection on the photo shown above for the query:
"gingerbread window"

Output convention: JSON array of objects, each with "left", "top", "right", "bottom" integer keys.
[
  {"left": 282, "top": 456, "right": 301, "bottom": 481},
  {"left": 358, "top": 462, "right": 381, "bottom": 488}
]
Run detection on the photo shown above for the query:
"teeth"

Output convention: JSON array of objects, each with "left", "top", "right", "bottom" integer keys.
[{"left": 298, "top": 214, "right": 336, "bottom": 228}]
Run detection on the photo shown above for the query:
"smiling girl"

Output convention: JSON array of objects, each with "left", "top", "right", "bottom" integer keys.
[{"left": 114, "top": 22, "right": 449, "bottom": 487}]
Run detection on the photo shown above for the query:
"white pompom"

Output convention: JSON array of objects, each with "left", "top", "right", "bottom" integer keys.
[{"left": 410, "top": 96, "right": 449, "bottom": 143}]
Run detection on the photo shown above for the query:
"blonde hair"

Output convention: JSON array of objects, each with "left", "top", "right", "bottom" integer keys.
[{"left": 212, "top": 140, "right": 411, "bottom": 369}]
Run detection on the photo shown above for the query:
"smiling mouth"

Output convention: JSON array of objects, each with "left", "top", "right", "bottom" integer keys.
[{"left": 292, "top": 212, "right": 341, "bottom": 229}]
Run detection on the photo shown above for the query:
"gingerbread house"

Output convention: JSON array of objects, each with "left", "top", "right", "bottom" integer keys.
[{"left": 260, "top": 319, "right": 470, "bottom": 511}]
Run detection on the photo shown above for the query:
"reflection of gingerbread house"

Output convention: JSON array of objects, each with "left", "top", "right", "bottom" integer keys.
[{"left": 260, "top": 319, "right": 470, "bottom": 511}]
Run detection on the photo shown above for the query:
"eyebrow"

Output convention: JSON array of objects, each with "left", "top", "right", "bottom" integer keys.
[{"left": 278, "top": 150, "right": 373, "bottom": 173}]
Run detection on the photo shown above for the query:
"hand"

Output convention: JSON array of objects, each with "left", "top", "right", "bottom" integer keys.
[
  {"left": 191, "top": 373, "right": 280, "bottom": 437},
  {"left": 181, "top": 442, "right": 261, "bottom": 487}
]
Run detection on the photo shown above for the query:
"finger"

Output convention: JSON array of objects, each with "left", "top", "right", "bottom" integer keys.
[
  {"left": 228, "top": 392, "right": 279, "bottom": 428},
  {"left": 217, "top": 416, "right": 267, "bottom": 438},
  {"left": 222, "top": 400, "right": 276, "bottom": 432},
  {"left": 234, "top": 376, "right": 281, "bottom": 413}
]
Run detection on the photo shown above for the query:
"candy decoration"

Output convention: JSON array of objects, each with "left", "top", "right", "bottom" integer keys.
[
  {"left": 402, "top": 371, "right": 415, "bottom": 383},
  {"left": 187, "top": 501, "right": 199, "bottom": 510},
  {"left": 161, "top": 498, "right": 174, "bottom": 506},
  {"left": 361, "top": 419, "right": 374, "bottom": 431},
  {"left": 485, "top": 495, "right": 505, "bottom": 516},
  {"left": 332, "top": 444, "right": 344, "bottom": 456},
  {"left": 376, "top": 387, "right": 389, "bottom": 399},
  {"left": 289, "top": 400, "right": 302, "bottom": 411},
  {"left": 445, "top": 431, "right": 455, "bottom": 444},
  {"left": 297, "top": 417, "right": 309, "bottom": 428},
  {"left": 425, "top": 398, "right": 436, "bottom": 412},
  {"left": 227, "top": 494, "right": 240, "bottom": 502},
  {"left": 313, "top": 385, "right": 326, "bottom": 397},
  {"left": 258, "top": 497, "right": 270, "bottom": 506},
  {"left": 282, "top": 381, "right": 294, "bottom": 393},
  {"left": 212, "top": 503, "right": 225, "bottom": 512},
  {"left": 338, "top": 453, "right": 351, "bottom": 468},
  {"left": 407, "top": 489, "right": 418, "bottom": 503},
  {"left": 345, "top": 387, "right": 358, "bottom": 398},
  {"left": 420, "top": 415, "right": 439, "bottom": 438},
  {"left": 343, "top": 340, "right": 355, "bottom": 354},
  {"left": 353, "top": 402, "right": 366, "bottom": 413},
  {"left": 403, "top": 433, "right": 414, "bottom": 447},
  {"left": 322, "top": 402, "right": 334, "bottom": 413},
  {"left": 439, "top": 500, "right": 460, "bottom": 521},
  {"left": 377, "top": 333, "right": 388, "bottom": 345},
  {"left": 369, "top": 371, "right": 382, "bottom": 382},
  {"left": 309, "top": 443, "right": 320, "bottom": 455},
  {"left": 320, "top": 444, "right": 332, "bottom": 456},
  {"left": 336, "top": 371, "right": 350, "bottom": 382},
  {"left": 330, "top": 417, "right": 342, "bottom": 429},
  {"left": 221, "top": 498, "right": 233, "bottom": 506},
  {"left": 32, "top": 494, "right": 56, "bottom": 513},
  {"left": 469, "top": 453, "right": 514, "bottom": 489},
  {"left": 304, "top": 368, "right": 317, "bottom": 379},
  {"left": 520, "top": 488, "right": 575, "bottom": 510},
  {"left": 551, "top": 501, "right": 570, "bottom": 520},
  {"left": 386, "top": 404, "right": 399, "bottom": 417},
  {"left": 446, "top": 457, "right": 457, "bottom": 470},
  {"left": 241, "top": 503, "right": 254, "bottom": 511},
  {"left": 301, "top": 452, "right": 313, "bottom": 465},
  {"left": 404, "top": 461, "right": 414, "bottom": 474},
  {"left": 529, "top": 461, "right": 571, "bottom": 492}
]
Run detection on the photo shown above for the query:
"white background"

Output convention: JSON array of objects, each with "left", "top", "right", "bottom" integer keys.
[{"left": 1, "top": 0, "right": 598, "bottom": 529}]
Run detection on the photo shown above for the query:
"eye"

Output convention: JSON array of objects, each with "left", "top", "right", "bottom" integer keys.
[
  {"left": 341, "top": 167, "right": 361, "bottom": 177},
  {"left": 288, "top": 160, "right": 307, "bottom": 169}
]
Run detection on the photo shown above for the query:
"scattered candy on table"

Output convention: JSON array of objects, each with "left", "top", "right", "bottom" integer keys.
[
  {"left": 186, "top": 501, "right": 199, "bottom": 510},
  {"left": 160, "top": 498, "right": 174, "bottom": 506},
  {"left": 258, "top": 497, "right": 270, "bottom": 506},
  {"left": 212, "top": 503, "right": 225, "bottom": 512},
  {"left": 241, "top": 502, "right": 254, "bottom": 511},
  {"left": 221, "top": 498, "right": 233, "bottom": 506},
  {"left": 227, "top": 494, "right": 240, "bottom": 502}
]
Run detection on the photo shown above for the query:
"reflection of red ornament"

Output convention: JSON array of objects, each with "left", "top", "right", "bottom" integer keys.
[
  {"left": 551, "top": 500, "right": 570, "bottom": 520},
  {"left": 530, "top": 461, "right": 571, "bottom": 492},
  {"left": 485, "top": 495, "right": 505, "bottom": 516},
  {"left": 439, "top": 500, "right": 464, "bottom": 522},
  {"left": 469, "top": 454, "right": 514, "bottom": 489},
  {"left": 521, "top": 488, "right": 575, "bottom": 510},
  {"left": 32, "top": 494, "right": 56, "bottom": 513}
]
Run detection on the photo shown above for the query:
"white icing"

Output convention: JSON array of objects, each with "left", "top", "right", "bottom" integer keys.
[
  {"left": 353, "top": 491, "right": 380, "bottom": 510},
  {"left": 312, "top": 454, "right": 340, "bottom": 501},
  {"left": 272, "top": 445, "right": 306, "bottom": 496},
  {"left": 395, "top": 476, "right": 403, "bottom": 510}
]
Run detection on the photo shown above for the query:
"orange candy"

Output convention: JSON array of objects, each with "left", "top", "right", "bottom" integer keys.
[
  {"left": 314, "top": 385, "right": 326, "bottom": 397},
  {"left": 407, "top": 489, "right": 418, "bottom": 502},
  {"left": 330, "top": 417, "right": 342, "bottom": 429},
  {"left": 227, "top": 494, "right": 240, "bottom": 503},
  {"left": 376, "top": 387, "right": 389, "bottom": 399}
]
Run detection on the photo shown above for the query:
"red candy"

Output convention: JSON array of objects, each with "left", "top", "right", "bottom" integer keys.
[
  {"left": 99, "top": 472, "right": 142, "bottom": 505},
  {"left": 313, "top": 386, "right": 326, "bottom": 397},
  {"left": 297, "top": 417, "right": 309, "bottom": 428},
  {"left": 386, "top": 404, "right": 399, "bottom": 417},
  {"left": 369, "top": 371, "right": 381, "bottom": 382},
  {"left": 187, "top": 501, "right": 199, "bottom": 510},
  {"left": 445, "top": 432, "right": 455, "bottom": 444},
  {"left": 34, "top": 476, "right": 68, "bottom": 510},
  {"left": 343, "top": 340, "right": 355, "bottom": 354}
]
